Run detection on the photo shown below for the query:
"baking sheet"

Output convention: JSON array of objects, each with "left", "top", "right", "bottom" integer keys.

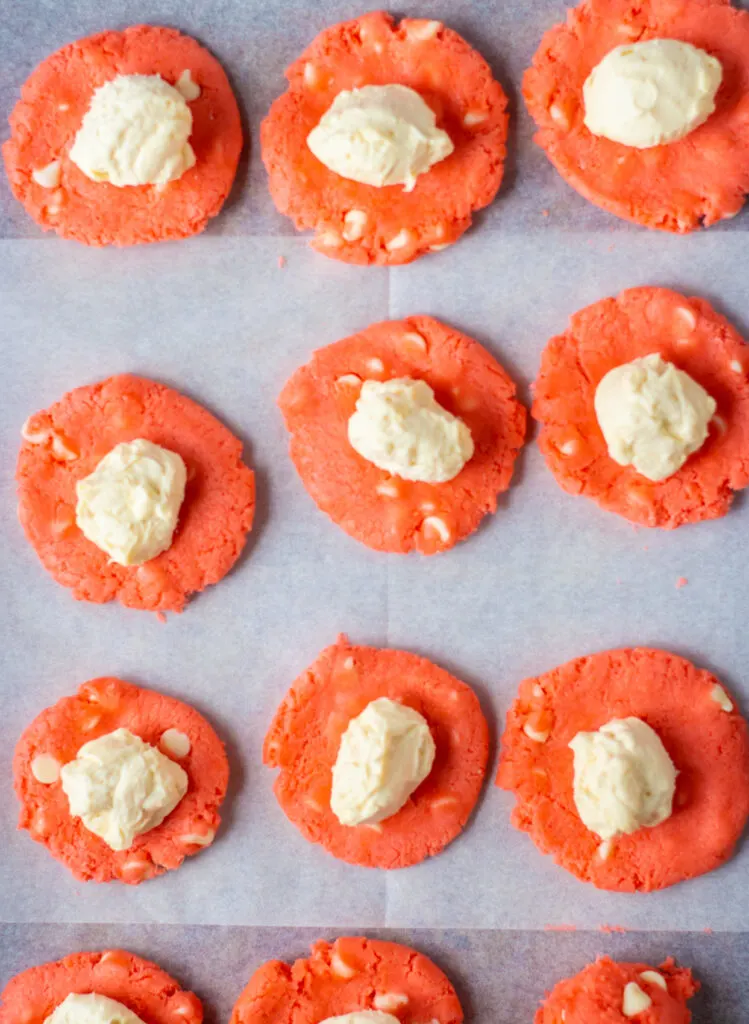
[{"left": 2, "top": 0, "right": 749, "bottom": 964}]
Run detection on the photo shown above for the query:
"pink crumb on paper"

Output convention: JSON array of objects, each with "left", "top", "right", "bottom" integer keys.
[
  {"left": 704, "top": 927, "right": 714, "bottom": 935},
  {"left": 277, "top": 255, "right": 286, "bottom": 269},
  {"left": 676, "top": 577, "right": 688, "bottom": 589},
  {"left": 544, "top": 924, "right": 577, "bottom": 932},
  {"left": 541, "top": 209, "right": 550, "bottom": 218},
  {"left": 154, "top": 611, "right": 167, "bottom": 624}
]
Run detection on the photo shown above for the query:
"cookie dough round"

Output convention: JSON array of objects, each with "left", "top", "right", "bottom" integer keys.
[
  {"left": 535, "top": 957, "right": 698, "bottom": 1023},
  {"left": 264, "top": 636, "right": 489, "bottom": 868},
  {"left": 497, "top": 647, "right": 749, "bottom": 891},
  {"left": 523, "top": 0, "right": 749, "bottom": 231},
  {"left": 533, "top": 287, "right": 749, "bottom": 528},
  {"left": 3, "top": 25, "right": 242, "bottom": 245},
  {"left": 0, "top": 949, "right": 202, "bottom": 1023},
  {"left": 231, "top": 937, "right": 463, "bottom": 1024},
  {"left": 13, "top": 677, "right": 229, "bottom": 883},
  {"left": 261, "top": 11, "right": 508, "bottom": 264},
  {"left": 278, "top": 316, "right": 526, "bottom": 554},
  {"left": 17, "top": 374, "right": 256, "bottom": 613}
]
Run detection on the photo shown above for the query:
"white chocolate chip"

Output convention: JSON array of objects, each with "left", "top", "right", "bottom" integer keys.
[
  {"left": 376, "top": 481, "right": 400, "bottom": 498},
  {"left": 121, "top": 857, "right": 151, "bottom": 883},
  {"left": 366, "top": 357, "right": 385, "bottom": 374},
  {"left": 674, "top": 306, "right": 697, "bottom": 333},
  {"left": 559, "top": 440, "right": 578, "bottom": 456},
  {"left": 343, "top": 656, "right": 355, "bottom": 670},
  {"left": 51, "top": 433, "right": 77, "bottom": 460},
  {"left": 640, "top": 971, "right": 667, "bottom": 991},
  {"left": 622, "top": 982, "right": 652, "bottom": 1017},
  {"left": 407, "top": 19, "right": 441, "bottom": 40},
  {"left": 421, "top": 502, "right": 436, "bottom": 513},
  {"left": 21, "top": 419, "right": 77, "bottom": 460},
  {"left": 402, "top": 331, "right": 427, "bottom": 351},
  {"left": 32, "top": 160, "right": 61, "bottom": 189},
  {"left": 617, "top": 22, "right": 640, "bottom": 39},
  {"left": 336, "top": 373, "right": 362, "bottom": 388},
  {"left": 161, "top": 729, "right": 191, "bottom": 758},
  {"left": 304, "top": 62, "right": 318, "bottom": 88},
  {"left": 533, "top": 685, "right": 544, "bottom": 698},
  {"left": 317, "top": 229, "right": 342, "bottom": 248},
  {"left": 58, "top": 103, "right": 70, "bottom": 112},
  {"left": 180, "top": 828, "right": 215, "bottom": 847},
  {"left": 422, "top": 515, "right": 450, "bottom": 542},
  {"left": 21, "top": 418, "right": 49, "bottom": 444},
  {"left": 523, "top": 723, "right": 550, "bottom": 743},
  {"left": 711, "top": 684, "right": 733, "bottom": 712},
  {"left": 463, "top": 110, "right": 487, "bottom": 127},
  {"left": 175, "top": 69, "right": 201, "bottom": 101},
  {"left": 79, "top": 713, "right": 101, "bottom": 733},
  {"left": 342, "top": 209, "right": 368, "bottom": 241},
  {"left": 304, "top": 796, "right": 323, "bottom": 812},
  {"left": 550, "top": 103, "right": 571, "bottom": 129},
  {"left": 386, "top": 229, "right": 411, "bottom": 251},
  {"left": 598, "top": 839, "right": 612, "bottom": 861},
  {"left": 46, "top": 204, "right": 61, "bottom": 216},
  {"left": 429, "top": 243, "right": 450, "bottom": 252},
  {"left": 331, "top": 950, "right": 357, "bottom": 979},
  {"left": 31, "top": 754, "right": 60, "bottom": 784},
  {"left": 430, "top": 796, "right": 457, "bottom": 810},
  {"left": 374, "top": 993, "right": 409, "bottom": 1012},
  {"left": 731, "top": 360, "right": 743, "bottom": 374},
  {"left": 364, "top": 822, "right": 383, "bottom": 833}
]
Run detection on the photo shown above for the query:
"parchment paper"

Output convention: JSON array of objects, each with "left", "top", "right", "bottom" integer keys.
[
  {"left": 1, "top": 925, "right": 747, "bottom": 1023},
  {"left": 2, "top": 0, "right": 749, "bottom": 970}
]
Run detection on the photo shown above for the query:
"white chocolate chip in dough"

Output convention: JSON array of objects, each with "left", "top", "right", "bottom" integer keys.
[
  {"left": 731, "top": 360, "right": 743, "bottom": 374},
  {"left": 51, "top": 433, "right": 77, "bottom": 460},
  {"left": 402, "top": 331, "right": 427, "bottom": 352},
  {"left": 304, "top": 62, "right": 318, "bottom": 88},
  {"left": 640, "top": 971, "right": 667, "bottom": 991},
  {"left": 711, "top": 684, "right": 733, "bottom": 712},
  {"left": 386, "top": 229, "right": 411, "bottom": 251},
  {"left": 373, "top": 993, "right": 409, "bottom": 1012},
  {"left": 342, "top": 209, "right": 368, "bottom": 241},
  {"left": 622, "top": 982, "right": 652, "bottom": 1017},
  {"left": 376, "top": 481, "right": 400, "bottom": 498},
  {"left": 407, "top": 19, "right": 441, "bottom": 40},
  {"left": 31, "top": 754, "right": 60, "bottom": 784},
  {"left": 598, "top": 839, "right": 612, "bottom": 861},
  {"left": 331, "top": 950, "right": 358, "bottom": 979},
  {"left": 366, "top": 357, "right": 385, "bottom": 374},
  {"left": 32, "top": 160, "right": 61, "bottom": 189},
  {"left": 161, "top": 728, "right": 191, "bottom": 758},
  {"left": 523, "top": 723, "right": 550, "bottom": 743},
  {"left": 181, "top": 828, "right": 215, "bottom": 847},
  {"left": 317, "top": 229, "right": 343, "bottom": 248},
  {"left": 430, "top": 796, "right": 457, "bottom": 810},
  {"left": 336, "top": 373, "right": 362, "bottom": 388},
  {"left": 674, "top": 306, "right": 697, "bottom": 333},
  {"left": 463, "top": 110, "right": 487, "bottom": 127},
  {"left": 550, "top": 103, "right": 571, "bottom": 129},
  {"left": 175, "top": 69, "right": 201, "bottom": 101},
  {"left": 422, "top": 515, "right": 450, "bottom": 542}
]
